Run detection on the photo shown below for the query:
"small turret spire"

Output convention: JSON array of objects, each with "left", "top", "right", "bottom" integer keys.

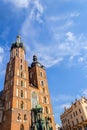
[{"left": 33, "top": 55, "right": 38, "bottom": 63}]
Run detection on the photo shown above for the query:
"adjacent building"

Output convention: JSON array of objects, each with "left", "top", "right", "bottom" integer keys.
[
  {"left": 60, "top": 97, "right": 87, "bottom": 130},
  {"left": 55, "top": 124, "right": 61, "bottom": 130},
  {"left": 0, "top": 36, "right": 55, "bottom": 130}
]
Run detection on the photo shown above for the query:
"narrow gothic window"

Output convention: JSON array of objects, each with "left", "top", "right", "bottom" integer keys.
[
  {"left": 21, "top": 59, "right": 23, "bottom": 63},
  {"left": 31, "top": 91, "right": 38, "bottom": 108},
  {"left": 21, "top": 72, "right": 23, "bottom": 78},
  {"left": 21, "top": 90, "right": 23, "bottom": 98},
  {"left": 46, "top": 107, "right": 49, "bottom": 114},
  {"left": 40, "top": 72, "right": 43, "bottom": 77},
  {"left": 81, "top": 116, "right": 84, "bottom": 121},
  {"left": 20, "top": 124, "right": 24, "bottom": 130},
  {"left": 21, "top": 101, "right": 24, "bottom": 109},
  {"left": 41, "top": 81, "right": 44, "bottom": 86},
  {"left": 24, "top": 114, "right": 27, "bottom": 121},
  {"left": 21, "top": 80, "right": 23, "bottom": 87},
  {"left": 20, "top": 65, "right": 22, "bottom": 70},
  {"left": 43, "top": 97, "right": 46, "bottom": 103},
  {"left": 17, "top": 113, "right": 21, "bottom": 121}
]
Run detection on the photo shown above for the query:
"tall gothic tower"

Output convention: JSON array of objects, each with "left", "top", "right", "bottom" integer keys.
[{"left": 0, "top": 36, "right": 55, "bottom": 130}]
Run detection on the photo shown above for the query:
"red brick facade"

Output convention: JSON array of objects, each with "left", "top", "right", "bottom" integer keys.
[{"left": 0, "top": 36, "right": 55, "bottom": 130}]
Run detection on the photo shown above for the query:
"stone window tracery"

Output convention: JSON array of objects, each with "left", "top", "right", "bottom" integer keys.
[{"left": 31, "top": 91, "right": 38, "bottom": 108}]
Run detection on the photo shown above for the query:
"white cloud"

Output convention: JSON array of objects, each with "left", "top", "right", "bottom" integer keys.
[
  {"left": 33, "top": 0, "right": 43, "bottom": 14},
  {"left": 19, "top": 0, "right": 87, "bottom": 68},
  {"left": 52, "top": 94, "right": 74, "bottom": 102},
  {"left": 0, "top": 56, "right": 3, "bottom": 63},
  {"left": 78, "top": 57, "right": 84, "bottom": 63},
  {"left": 60, "top": 103, "right": 71, "bottom": 109},
  {"left": 21, "top": 0, "right": 44, "bottom": 37},
  {"left": 3, "top": 0, "right": 30, "bottom": 8},
  {"left": 0, "top": 47, "right": 4, "bottom": 53},
  {"left": 21, "top": 31, "right": 87, "bottom": 67},
  {"left": 81, "top": 89, "right": 87, "bottom": 97},
  {"left": 66, "top": 32, "right": 75, "bottom": 41},
  {"left": 49, "top": 12, "right": 80, "bottom": 22}
]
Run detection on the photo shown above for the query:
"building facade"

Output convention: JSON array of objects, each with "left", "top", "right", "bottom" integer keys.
[
  {"left": 55, "top": 124, "right": 61, "bottom": 130},
  {"left": 0, "top": 36, "right": 55, "bottom": 130},
  {"left": 60, "top": 97, "right": 87, "bottom": 130}
]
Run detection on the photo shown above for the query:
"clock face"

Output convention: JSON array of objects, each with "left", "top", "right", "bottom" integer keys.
[{"left": 31, "top": 91, "right": 38, "bottom": 108}]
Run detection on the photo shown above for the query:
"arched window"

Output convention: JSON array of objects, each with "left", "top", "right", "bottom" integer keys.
[
  {"left": 46, "top": 107, "right": 49, "bottom": 114},
  {"left": 21, "top": 80, "right": 23, "bottom": 87},
  {"left": 21, "top": 101, "right": 24, "bottom": 109},
  {"left": 21, "top": 90, "right": 23, "bottom": 98},
  {"left": 17, "top": 113, "right": 21, "bottom": 121},
  {"left": 43, "top": 97, "right": 46, "bottom": 103},
  {"left": 20, "top": 65, "right": 23, "bottom": 70},
  {"left": 20, "top": 124, "right": 24, "bottom": 130},
  {"left": 24, "top": 114, "right": 27, "bottom": 121},
  {"left": 41, "top": 81, "right": 44, "bottom": 86},
  {"left": 21, "top": 72, "right": 23, "bottom": 78},
  {"left": 31, "top": 91, "right": 38, "bottom": 108}
]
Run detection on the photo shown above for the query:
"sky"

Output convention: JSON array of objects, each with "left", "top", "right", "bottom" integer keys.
[{"left": 0, "top": 0, "right": 87, "bottom": 125}]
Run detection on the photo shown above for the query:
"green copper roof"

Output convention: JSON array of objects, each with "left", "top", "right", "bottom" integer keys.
[{"left": 36, "top": 104, "right": 42, "bottom": 109}]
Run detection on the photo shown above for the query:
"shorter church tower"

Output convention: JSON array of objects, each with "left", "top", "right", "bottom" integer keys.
[{"left": 0, "top": 36, "right": 55, "bottom": 130}]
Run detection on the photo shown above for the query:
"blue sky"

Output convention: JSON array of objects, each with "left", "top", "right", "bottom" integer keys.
[{"left": 0, "top": 0, "right": 87, "bottom": 124}]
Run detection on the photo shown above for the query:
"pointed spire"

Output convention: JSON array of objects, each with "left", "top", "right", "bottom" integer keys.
[
  {"left": 10, "top": 35, "right": 26, "bottom": 53},
  {"left": 16, "top": 35, "right": 21, "bottom": 44},
  {"left": 33, "top": 55, "right": 38, "bottom": 63}
]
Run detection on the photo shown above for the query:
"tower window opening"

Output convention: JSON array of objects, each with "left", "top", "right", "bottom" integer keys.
[
  {"left": 21, "top": 59, "right": 23, "bottom": 63},
  {"left": 21, "top": 72, "right": 23, "bottom": 78},
  {"left": 41, "top": 81, "right": 44, "bottom": 86},
  {"left": 20, "top": 65, "right": 23, "bottom": 70},
  {"left": 46, "top": 107, "right": 49, "bottom": 114},
  {"left": 43, "top": 97, "right": 47, "bottom": 103},
  {"left": 21, "top": 80, "right": 24, "bottom": 87},
  {"left": 40, "top": 72, "right": 43, "bottom": 77},
  {"left": 17, "top": 113, "right": 21, "bottom": 121},
  {"left": 16, "top": 49, "right": 18, "bottom": 56},
  {"left": 20, "top": 124, "right": 24, "bottom": 130},
  {"left": 24, "top": 114, "right": 27, "bottom": 121},
  {"left": 21, "top": 101, "right": 24, "bottom": 109},
  {"left": 21, "top": 90, "right": 24, "bottom": 98}
]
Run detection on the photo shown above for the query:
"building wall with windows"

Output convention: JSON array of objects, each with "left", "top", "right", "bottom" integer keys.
[
  {"left": 60, "top": 97, "right": 87, "bottom": 130},
  {"left": 0, "top": 36, "right": 55, "bottom": 130}
]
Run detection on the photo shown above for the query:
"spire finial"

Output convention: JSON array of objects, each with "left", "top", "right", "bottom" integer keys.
[
  {"left": 33, "top": 55, "right": 38, "bottom": 62},
  {"left": 16, "top": 35, "right": 21, "bottom": 43}
]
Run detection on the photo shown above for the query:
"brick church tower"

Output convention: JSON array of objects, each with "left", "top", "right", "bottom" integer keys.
[{"left": 0, "top": 36, "right": 55, "bottom": 130}]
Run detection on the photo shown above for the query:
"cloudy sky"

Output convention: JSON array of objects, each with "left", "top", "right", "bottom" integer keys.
[{"left": 0, "top": 0, "right": 87, "bottom": 124}]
